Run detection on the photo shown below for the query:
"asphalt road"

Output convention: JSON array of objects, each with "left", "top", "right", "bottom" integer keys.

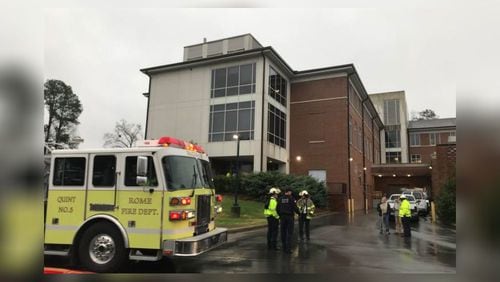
[{"left": 44, "top": 212, "right": 456, "bottom": 273}]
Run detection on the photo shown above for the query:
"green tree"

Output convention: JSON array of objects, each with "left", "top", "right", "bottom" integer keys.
[
  {"left": 436, "top": 178, "right": 456, "bottom": 225},
  {"left": 412, "top": 109, "right": 438, "bottom": 121},
  {"left": 103, "top": 119, "right": 143, "bottom": 148},
  {"left": 214, "top": 172, "right": 327, "bottom": 207},
  {"left": 44, "top": 79, "right": 83, "bottom": 144}
]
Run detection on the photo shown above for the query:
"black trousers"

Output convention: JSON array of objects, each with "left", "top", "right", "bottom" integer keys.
[
  {"left": 402, "top": 216, "right": 411, "bottom": 237},
  {"left": 298, "top": 214, "right": 310, "bottom": 240},
  {"left": 280, "top": 214, "right": 294, "bottom": 252},
  {"left": 266, "top": 216, "right": 279, "bottom": 249}
]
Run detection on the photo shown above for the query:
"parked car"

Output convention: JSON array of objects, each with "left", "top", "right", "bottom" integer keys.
[
  {"left": 401, "top": 191, "right": 428, "bottom": 215},
  {"left": 387, "top": 194, "right": 419, "bottom": 221}
]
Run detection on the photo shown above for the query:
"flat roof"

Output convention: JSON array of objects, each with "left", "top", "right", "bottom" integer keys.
[
  {"left": 409, "top": 118, "right": 456, "bottom": 129},
  {"left": 140, "top": 41, "right": 384, "bottom": 128}
]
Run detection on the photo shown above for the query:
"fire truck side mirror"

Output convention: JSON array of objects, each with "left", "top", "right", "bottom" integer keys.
[
  {"left": 137, "top": 176, "right": 148, "bottom": 186},
  {"left": 137, "top": 156, "right": 148, "bottom": 176}
]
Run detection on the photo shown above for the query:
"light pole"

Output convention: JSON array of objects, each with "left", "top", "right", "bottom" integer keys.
[{"left": 231, "top": 134, "right": 241, "bottom": 217}]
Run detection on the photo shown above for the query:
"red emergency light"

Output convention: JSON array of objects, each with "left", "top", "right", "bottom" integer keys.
[
  {"left": 169, "top": 211, "right": 187, "bottom": 221},
  {"left": 215, "top": 194, "right": 223, "bottom": 202},
  {"left": 157, "top": 136, "right": 206, "bottom": 154}
]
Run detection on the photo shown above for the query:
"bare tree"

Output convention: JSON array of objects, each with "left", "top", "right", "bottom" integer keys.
[{"left": 103, "top": 119, "right": 142, "bottom": 148}]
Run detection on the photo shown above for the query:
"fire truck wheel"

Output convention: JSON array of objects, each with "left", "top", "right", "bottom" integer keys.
[{"left": 78, "top": 222, "right": 127, "bottom": 273}]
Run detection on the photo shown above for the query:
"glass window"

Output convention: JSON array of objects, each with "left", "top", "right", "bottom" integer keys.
[
  {"left": 200, "top": 160, "right": 215, "bottom": 189},
  {"left": 383, "top": 99, "right": 400, "bottom": 125},
  {"left": 225, "top": 110, "right": 237, "bottom": 131},
  {"left": 214, "top": 68, "right": 226, "bottom": 89},
  {"left": 212, "top": 112, "right": 225, "bottom": 133},
  {"left": 349, "top": 86, "right": 362, "bottom": 114},
  {"left": 238, "top": 109, "right": 251, "bottom": 130},
  {"left": 450, "top": 131, "right": 456, "bottom": 137},
  {"left": 411, "top": 154, "right": 422, "bottom": 164},
  {"left": 92, "top": 156, "right": 116, "bottom": 187},
  {"left": 227, "top": 66, "right": 239, "bottom": 87},
  {"left": 410, "top": 133, "right": 420, "bottom": 146},
  {"left": 162, "top": 156, "right": 202, "bottom": 190},
  {"left": 429, "top": 133, "right": 437, "bottom": 145},
  {"left": 385, "top": 129, "right": 401, "bottom": 148},
  {"left": 268, "top": 66, "right": 287, "bottom": 107},
  {"left": 209, "top": 101, "right": 255, "bottom": 142},
  {"left": 53, "top": 157, "right": 86, "bottom": 186},
  {"left": 349, "top": 116, "right": 352, "bottom": 145},
  {"left": 124, "top": 156, "right": 158, "bottom": 187},
  {"left": 211, "top": 63, "right": 256, "bottom": 98},
  {"left": 239, "top": 64, "right": 253, "bottom": 85},
  {"left": 267, "top": 104, "right": 286, "bottom": 148},
  {"left": 386, "top": 152, "right": 401, "bottom": 164}
]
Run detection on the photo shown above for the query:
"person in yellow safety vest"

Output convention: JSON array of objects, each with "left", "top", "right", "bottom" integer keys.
[
  {"left": 264, "top": 187, "right": 280, "bottom": 250},
  {"left": 399, "top": 194, "right": 412, "bottom": 238},
  {"left": 297, "top": 190, "right": 316, "bottom": 241}
]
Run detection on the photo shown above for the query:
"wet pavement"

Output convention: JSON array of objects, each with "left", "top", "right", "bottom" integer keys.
[{"left": 44, "top": 211, "right": 456, "bottom": 273}]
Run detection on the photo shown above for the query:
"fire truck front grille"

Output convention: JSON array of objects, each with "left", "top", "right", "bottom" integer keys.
[{"left": 195, "top": 195, "right": 211, "bottom": 236}]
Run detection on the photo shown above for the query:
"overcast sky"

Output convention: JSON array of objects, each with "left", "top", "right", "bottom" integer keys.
[{"left": 45, "top": 8, "right": 459, "bottom": 149}]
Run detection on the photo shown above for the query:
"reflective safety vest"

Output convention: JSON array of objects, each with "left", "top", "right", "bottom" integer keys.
[
  {"left": 399, "top": 199, "right": 411, "bottom": 217},
  {"left": 297, "top": 198, "right": 315, "bottom": 219},
  {"left": 264, "top": 197, "right": 279, "bottom": 219}
]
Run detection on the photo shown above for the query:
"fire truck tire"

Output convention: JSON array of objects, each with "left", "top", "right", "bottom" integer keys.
[{"left": 78, "top": 222, "right": 127, "bottom": 273}]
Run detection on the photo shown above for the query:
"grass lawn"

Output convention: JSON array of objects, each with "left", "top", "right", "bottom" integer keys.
[{"left": 216, "top": 195, "right": 267, "bottom": 228}]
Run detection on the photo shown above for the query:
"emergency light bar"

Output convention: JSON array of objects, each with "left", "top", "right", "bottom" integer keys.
[{"left": 138, "top": 136, "right": 205, "bottom": 153}]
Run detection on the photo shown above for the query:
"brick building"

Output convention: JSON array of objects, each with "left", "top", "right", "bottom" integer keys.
[
  {"left": 289, "top": 68, "right": 383, "bottom": 212},
  {"left": 141, "top": 34, "right": 454, "bottom": 212},
  {"left": 370, "top": 92, "right": 456, "bottom": 199}
]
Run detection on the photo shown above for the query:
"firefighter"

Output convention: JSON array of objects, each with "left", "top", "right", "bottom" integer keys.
[
  {"left": 264, "top": 187, "right": 280, "bottom": 250},
  {"left": 399, "top": 194, "right": 412, "bottom": 238},
  {"left": 297, "top": 190, "right": 315, "bottom": 241},
  {"left": 277, "top": 187, "right": 299, "bottom": 254}
]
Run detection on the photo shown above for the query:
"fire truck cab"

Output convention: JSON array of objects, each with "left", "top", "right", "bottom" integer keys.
[{"left": 43, "top": 136, "right": 227, "bottom": 272}]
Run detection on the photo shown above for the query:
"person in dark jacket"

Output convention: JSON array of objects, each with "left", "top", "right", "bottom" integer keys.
[{"left": 277, "top": 187, "right": 299, "bottom": 254}]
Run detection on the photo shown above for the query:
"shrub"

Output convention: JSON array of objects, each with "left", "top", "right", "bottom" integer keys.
[
  {"left": 215, "top": 172, "right": 327, "bottom": 207},
  {"left": 436, "top": 178, "right": 456, "bottom": 225}
]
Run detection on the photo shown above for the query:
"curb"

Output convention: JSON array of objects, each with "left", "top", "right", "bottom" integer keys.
[
  {"left": 227, "top": 211, "right": 338, "bottom": 234},
  {"left": 44, "top": 267, "right": 93, "bottom": 274}
]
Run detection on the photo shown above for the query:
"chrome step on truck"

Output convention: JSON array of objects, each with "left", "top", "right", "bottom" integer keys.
[{"left": 163, "top": 227, "right": 228, "bottom": 256}]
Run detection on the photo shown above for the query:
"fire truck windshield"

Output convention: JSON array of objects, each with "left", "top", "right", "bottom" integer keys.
[{"left": 162, "top": 156, "right": 214, "bottom": 190}]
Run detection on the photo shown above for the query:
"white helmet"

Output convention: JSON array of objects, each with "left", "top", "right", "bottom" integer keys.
[
  {"left": 400, "top": 194, "right": 406, "bottom": 199},
  {"left": 299, "top": 190, "right": 309, "bottom": 196},
  {"left": 269, "top": 187, "right": 278, "bottom": 194}
]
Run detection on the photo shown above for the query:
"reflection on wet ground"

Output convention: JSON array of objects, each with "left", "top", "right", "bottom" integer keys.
[{"left": 44, "top": 211, "right": 456, "bottom": 273}]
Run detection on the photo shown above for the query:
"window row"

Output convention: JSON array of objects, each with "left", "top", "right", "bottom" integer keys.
[
  {"left": 268, "top": 104, "right": 286, "bottom": 148},
  {"left": 211, "top": 63, "right": 256, "bottom": 98},
  {"left": 268, "top": 67, "right": 287, "bottom": 107},
  {"left": 53, "top": 156, "right": 157, "bottom": 187},
  {"left": 409, "top": 131, "right": 455, "bottom": 146},
  {"left": 209, "top": 101, "right": 255, "bottom": 142},
  {"left": 52, "top": 156, "right": 215, "bottom": 190}
]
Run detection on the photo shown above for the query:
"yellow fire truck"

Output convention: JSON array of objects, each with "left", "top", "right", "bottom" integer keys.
[{"left": 43, "top": 136, "right": 227, "bottom": 272}]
